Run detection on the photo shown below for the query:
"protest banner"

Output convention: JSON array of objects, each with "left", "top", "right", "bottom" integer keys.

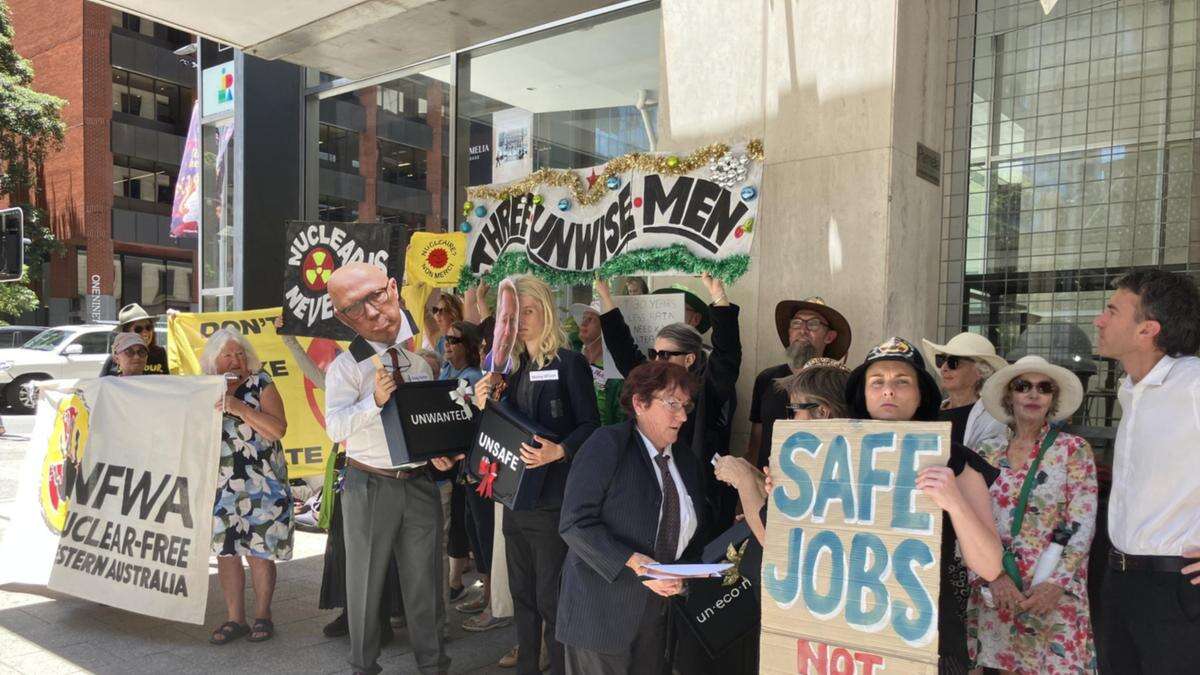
[
  {"left": 280, "top": 221, "right": 403, "bottom": 340},
  {"left": 761, "top": 419, "right": 950, "bottom": 675},
  {"left": 601, "top": 293, "right": 684, "bottom": 379},
  {"left": 44, "top": 376, "right": 223, "bottom": 624},
  {"left": 457, "top": 139, "right": 763, "bottom": 290},
  {"left": 168, "top": 307, "right": 343, "bottom": 478},
  {"left": 406, "top": 232, "right": 467, "bottom": 288},
  {"left": 0, "top": 381, "right": 80, "bottom": 586}
]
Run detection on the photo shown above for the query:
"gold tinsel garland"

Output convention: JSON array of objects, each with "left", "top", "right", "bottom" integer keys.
[{"left": 465, "top": 138, "right": 764, "bottom": 208}]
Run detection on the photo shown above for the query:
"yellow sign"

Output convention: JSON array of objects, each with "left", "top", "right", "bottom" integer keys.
[
  {"left": 406, "top": 232, "right": 466, "bottom": 288},
  {"left": 761, "top": 419, "right": 949, "bottom": 675},
  {"left": 168, "top": 308, "right": 345, "bottom": 478},
  {"left": 40, "top": 393, "right": 90, "bottom": 534}
]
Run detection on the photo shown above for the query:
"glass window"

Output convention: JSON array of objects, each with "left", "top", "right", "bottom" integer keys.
[
  {"left": 318, "top": 196, "right": 359, "bottom": 223},
  {"left": 378, "top": 140, "right": 427, "bottom": 188},
  {"left": 112, "top": 156, "right": 176, "bottom": 206},
  {"left": 940, "top": 0, "right": 1200, "bottom": 453},
  {"left": 72, "top": 332, "right": 112, "bottom": 355},
  {"left": 318, "top": 124, "right": 360, "bottom": 172}
]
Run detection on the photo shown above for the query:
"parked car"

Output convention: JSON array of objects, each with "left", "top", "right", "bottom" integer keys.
[
  {"left": 0, "top": 324, "right": 119, "bottom": 412},
  {"left": 0, "top": 325, "right": 46, "bottom": 349}
]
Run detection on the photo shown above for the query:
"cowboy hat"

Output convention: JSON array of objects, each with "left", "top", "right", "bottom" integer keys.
[
  {"left": 116, "top": 303, "right": 154, "bottom": 328},
  {"left": 921, "top": 333, "right": 1009, "bottom": 373},
  {"left": 980, "top": 355, "right": 1085, "bottom": 424},
  {"left": 652, "top": 285, "right": 711, "bottom": 333},
  {"left": 774, "top": 297, "right": 852, "bottom": 360}
]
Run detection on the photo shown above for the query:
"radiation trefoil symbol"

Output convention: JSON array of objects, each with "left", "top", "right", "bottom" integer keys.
[{"left": 302, "top": 246, "right": 337, "bottom": 292}]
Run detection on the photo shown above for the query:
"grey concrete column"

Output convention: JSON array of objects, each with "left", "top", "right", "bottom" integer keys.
[{"left": 658, "top": 0, "right": 949, "bottom": 450}]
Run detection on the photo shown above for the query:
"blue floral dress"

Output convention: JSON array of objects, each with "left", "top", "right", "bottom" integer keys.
[{"left": 211, "top": 371, "right": 294, "bottom": 560}]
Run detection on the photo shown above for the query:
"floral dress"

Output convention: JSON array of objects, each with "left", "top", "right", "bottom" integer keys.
[
  {"left": 211, "top": 371, "right": 294, "bottom": 560},
  {"left": 967, "top": 425, "right": 1098, "bottom": 674}
]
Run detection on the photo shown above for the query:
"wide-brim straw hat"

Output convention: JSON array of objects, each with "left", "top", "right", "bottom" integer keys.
[
  {"left": 774, "top": 297, "right": 851, "bottom": 360},
  {"left": 116, "top": 302, "right": 154, "bottom": 328},
  {"left": 921, "top": 332, "right": 1009, "bottom": 374},
  {"left": 980, "top": 355, "right": 1085, "bottom": 424}
]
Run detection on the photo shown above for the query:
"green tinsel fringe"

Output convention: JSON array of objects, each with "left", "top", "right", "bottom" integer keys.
[{"left": 455, "top": 245, "right": 751, "bottom": 292}]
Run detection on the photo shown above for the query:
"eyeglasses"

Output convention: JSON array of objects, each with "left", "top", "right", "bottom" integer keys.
[
  {"left": 131, "top": 323, "right": 154, "bottom": 334},
  {"left": 934, "top": 354, "right": 974, "bottom": 370},
  {"left": 121, "top": 346, "right": 149, "bottom": 357},
  {"left": 787, "top": 402, "right": 822, "bottom": 415},
  {"left": 655, "top": 396, "right": 694, "bottom": 414},
  {"left": 789, "top": 318, "right": 829, "bottom": 332},
  {"left": 445, "top": 335, "right": 464, "bottom": 345},
  {"left": 648, "top": 348, "right": 689, "bottom": 361},
  {"left": 1010, "top": 378, "right": 1057, "bottom": 395},
  {"left": 336, "top": 286, "right": 390, "bottom": 320}
]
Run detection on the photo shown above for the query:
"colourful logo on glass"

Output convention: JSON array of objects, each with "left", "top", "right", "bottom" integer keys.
[{"left": 217, "top": 68, "right": 233, "bottom": 104}]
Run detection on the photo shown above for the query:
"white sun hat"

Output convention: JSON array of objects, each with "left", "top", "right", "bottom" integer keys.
[
  {"left": 921, "top": 332, "right": 1010, "bottom": 374},
  {"left": 980, "top": 355, "right": 1085, "bottom": 424}
]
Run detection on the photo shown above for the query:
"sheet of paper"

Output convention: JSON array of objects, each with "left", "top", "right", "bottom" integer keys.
[{"left": 641, "top": 563, "right": 733, "bottom": 579}]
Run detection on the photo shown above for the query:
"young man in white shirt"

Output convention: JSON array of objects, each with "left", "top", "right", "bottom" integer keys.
[
  {"left": 324, "top": 262, "right": 451, "bottom": 675},
  {"left": 1093, "top": 269, "right": 1200, "bottom": 674}
]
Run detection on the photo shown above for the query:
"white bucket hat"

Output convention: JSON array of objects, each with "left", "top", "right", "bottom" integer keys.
[
  {"left": 921, "top": 333, "right": 1009, "bottom": 374},
  {"left": 980, "top": 355, "right": 1085, "bottom": 424},
  {"left": 569, "top": 301, "right": 601, "bottom": 327}
]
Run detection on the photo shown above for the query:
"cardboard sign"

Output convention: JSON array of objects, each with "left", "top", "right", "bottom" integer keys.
[
  {"left": 280, "top": 221, "right": 404, "bottom": 339},
  {"left": 463, "top": 142, "right": 761, "bottom": 280},
  {"left": 465, "top": 400, "right": 555, "bottom": 511},
  {"left": 45, "top": 376, "right": 224, "bottom": 624},
  {"left": 760, "top": 419, "right": 949, "bottom": 674},
  {"left": 602, "top": 293, "right": 684, "bottom": 379}
]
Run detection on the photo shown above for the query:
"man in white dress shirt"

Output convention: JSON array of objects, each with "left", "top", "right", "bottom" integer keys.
[
  {"left": 325, "top": 262, "right": 449, "bottom": 675},
  {"left": 1093, "top": 269, "right": 1200, "bottom": 674}
]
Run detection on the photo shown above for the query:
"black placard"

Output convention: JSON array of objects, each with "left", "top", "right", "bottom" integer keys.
[
  {"left": 465, "top": 400, "right": 555, "bottom": 511},
  {"left": 280, "top": 221, "right": 406, "bottom": 339}
]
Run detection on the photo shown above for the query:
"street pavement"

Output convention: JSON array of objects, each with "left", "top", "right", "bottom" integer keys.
[{"left": 0, "top": 412, "right": 516, "bottom": 674}]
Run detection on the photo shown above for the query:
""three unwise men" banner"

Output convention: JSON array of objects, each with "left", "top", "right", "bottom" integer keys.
[
  {"left": 459, "top": 140, "right": 762, "bottom": 287},
  {"left": 761, "top": 419, "right": 950, "bottom": 675}
]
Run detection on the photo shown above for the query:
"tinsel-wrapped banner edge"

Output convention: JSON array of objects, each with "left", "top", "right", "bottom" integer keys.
[
  {"left": 464, "top": 139, "right": 764, "bottom": 208},
  {"left": 455, "top": 245, "right": 751, "bottom": 293}
]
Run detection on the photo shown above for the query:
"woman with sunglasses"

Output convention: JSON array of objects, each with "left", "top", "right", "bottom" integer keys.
[
  {"left": 844, "top": 337, "right": 1004, "bottom": 675},
  {"left": 967, "top": 356, "right": 1097, "bottom": 675},
  {"left": 99, "top": 303, "right": 168, "bottom": 376},
  {"left": 594, "top": 273, "right": 742, "bottom": 530},
  {"left": 922, "top": 333, "right": 1009, "bottom": 451},
  {"left": 472, "top": 275, "right": 599, "bottom": 675},
  {"left": 424, "top": 291, "right": 464, "bottom": 356}
]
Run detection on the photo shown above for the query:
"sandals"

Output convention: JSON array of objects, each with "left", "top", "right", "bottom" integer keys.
[
  {"left": 247, "top": 618, "right": 274, "bottom": 642},
  {"left": 209, "top": 621, "right": 249, "bottom": 645}
]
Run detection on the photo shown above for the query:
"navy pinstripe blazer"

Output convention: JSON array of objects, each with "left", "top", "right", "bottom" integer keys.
[{"left": 556, "top": 419, "right": 708, "bottom": 653}]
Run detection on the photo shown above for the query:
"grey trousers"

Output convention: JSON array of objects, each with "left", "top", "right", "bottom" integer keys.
[{"left": 342, "top": 467, "right": 448, "bottom": 674}]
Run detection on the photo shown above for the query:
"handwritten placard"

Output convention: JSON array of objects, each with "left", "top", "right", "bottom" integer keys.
[
  {"left": 602, "top": 293, "right": 684, "bottom": 379},
  {"left": 760, "top": 419, "right": 949, "bottom": 674}
]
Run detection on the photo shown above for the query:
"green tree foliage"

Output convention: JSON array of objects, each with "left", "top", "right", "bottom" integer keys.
[{"left": 0, "top": 0, "right": 66, "bottom": 323}]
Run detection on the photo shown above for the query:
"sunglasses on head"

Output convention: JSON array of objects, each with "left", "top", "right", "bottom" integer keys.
[
  {"left": 1010, "top": 378, "right": 1057, "bottom": 395},
  {"left": 787, "top": 402, "right": 822, "bottom": 415},
  {"left": 648, "top": 348, "right": 689, "bottom": 361},
  {"left": 935, "top": 354, "right": 974, "bottom": 370}
]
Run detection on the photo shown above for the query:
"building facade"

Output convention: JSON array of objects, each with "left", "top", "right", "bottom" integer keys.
[{"left": 6, "top": 1, "right": 198, "bottom": 325}]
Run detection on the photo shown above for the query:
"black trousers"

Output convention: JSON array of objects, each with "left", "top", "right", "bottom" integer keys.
[
  {"left": 503, "top": 507, "right": 567, "bottom": 675},
  {"left": 448, "top": 482, "right": 470, "bottom": 559},
  {"left": 564, "top": 595, "right": 669, "bottom": 675},
  {"left": 1099, "top": 565, "right": 1200, "bottom": 674},
  {"left": 463, "top": 484, "right": 494, "bottom": 575}
]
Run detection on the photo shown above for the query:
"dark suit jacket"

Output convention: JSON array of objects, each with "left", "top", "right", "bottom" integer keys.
[
  {"left": 499, "top": 347, "right": 599, "bottom": 510},
  {"left": 557, "top": 420, "right": 708, "bottom": 654}
]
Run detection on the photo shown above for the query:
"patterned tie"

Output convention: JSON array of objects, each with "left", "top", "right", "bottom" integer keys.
[
  {"left": 653, "top": 452, "right": 681, "bottom": 563},
  {"left": 386, "top": 347, "right": 406, "bottom": 386}
]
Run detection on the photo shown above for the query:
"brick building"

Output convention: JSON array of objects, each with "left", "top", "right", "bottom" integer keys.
[{"left": 5, "top": 1, "right": 196, "bottom": 325}]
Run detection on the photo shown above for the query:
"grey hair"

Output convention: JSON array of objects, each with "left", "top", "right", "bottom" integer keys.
[
  {"left": 973, "top": 359, "right": 997, "bottom": 394},
  {"left": 199, "top": 328, "right": 263, "bottom": 375},
  {"left": 656, "top": 323, "right": 703, "bottom": 354}
]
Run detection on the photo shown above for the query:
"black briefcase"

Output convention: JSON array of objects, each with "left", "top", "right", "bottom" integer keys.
[
  {"left": 464, "top": 399, "right": 557, "bottom": 510},
  {"left": 671, "top": 521, "right": 760, "bottom": 659},
  {"left": 379, "top": 378, "right": 478, "bottom": 467}
]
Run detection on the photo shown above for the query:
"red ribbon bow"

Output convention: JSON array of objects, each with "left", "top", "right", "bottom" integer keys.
[{"left": 476, "top": 457, "right": 498, "bottom": 499}]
